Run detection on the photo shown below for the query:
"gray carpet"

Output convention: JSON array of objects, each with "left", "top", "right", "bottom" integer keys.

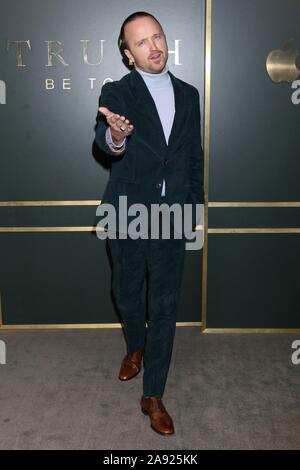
[{"left": 0, "top": 327, "right": 299, "bottom": 450}]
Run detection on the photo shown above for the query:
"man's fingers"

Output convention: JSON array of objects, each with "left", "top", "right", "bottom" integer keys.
[
  {"left": 99, "top": 106, "right": 110, "bottom": 116},
  {"left": 110, "top": 114, "right": 120, "bottom": 124},
  {"left": 99, "top": 107, "right": 120, "bottom": 125},
  {"left": 113, "top": 115, "right": 124, "bottom": 126},
  {"left": 99, "top": 107, "right": 119, "bottom": 122},
  {"left": 110, "top": 115, "right": 134, "bottom": 132},
  {"left": 99, "top": 106, "right": 134, "bottom": 134}
]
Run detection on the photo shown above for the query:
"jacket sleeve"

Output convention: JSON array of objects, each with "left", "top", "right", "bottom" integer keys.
[
  {"left": 187, "top": 87, "right": 205, "bottom": 227},
  {"left": 190, "top": 87, "right": 205, "bottom": 204},
  {"left": 95, "top": 81, "right": 127, "bottom": 156}
]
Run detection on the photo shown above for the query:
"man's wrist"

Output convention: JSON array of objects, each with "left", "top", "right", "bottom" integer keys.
[
  {"left": 111, "top": 135, "right": 125, "bottom": 146},
  {"left": 105, "top": 127, "right": 126, "bottom": 154},
  {"left": 106, "top": 126, "right": 126, "bottom": 148},
  {"left": 105, "top": 127, "right": 126, "bottom": 151}
]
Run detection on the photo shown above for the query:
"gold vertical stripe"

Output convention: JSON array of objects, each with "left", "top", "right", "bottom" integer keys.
[{"left": 201, "top": 0, "right": 212, "bottom": 332}]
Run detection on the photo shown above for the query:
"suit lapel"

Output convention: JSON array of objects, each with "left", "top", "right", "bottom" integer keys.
[{"left": 129, "top": 68, "right": 187, "bottom": 162}]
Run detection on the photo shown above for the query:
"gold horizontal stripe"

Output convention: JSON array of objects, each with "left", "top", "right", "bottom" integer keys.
[
  {"left": 0, "top": 200, "right": 101, "bottom": 206},
  {"left": 0, "top": 321, "right": 201, "bottom": 330},
  {"left": 0, "top": 323, "right": 124, "bottom": 330},
  {"left": 1, "top": 201, "right": 300, "bottom": 208},
  {"left": 202, "top": 328, "right": 300, "bottom": 334},
  {"left": 208, "top": 228, "right": 300, "bottom": 233},
  {"left": 0, "top": 226, "right": 203, "bottom": 233},
  {"left": 0, "top": 226, "right": 101, "bottom": 232},
  {"left": 0, "top": 227, "right": 298, "bottom": 233},
  {"left": 209, "top": 202, "right": 300, "bottom": 207}
]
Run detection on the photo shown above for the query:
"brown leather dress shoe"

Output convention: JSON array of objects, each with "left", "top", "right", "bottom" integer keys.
[
  {"left": 141, "top": 396, "right": 175, "bottom": 435},
  {"left": 118, "top": 348, "right": 144, "bottom": 381}
]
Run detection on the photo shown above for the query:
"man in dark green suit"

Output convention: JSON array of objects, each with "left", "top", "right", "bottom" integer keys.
[{"left": 95, "top": 11, "right": 204, "bottom": 436}]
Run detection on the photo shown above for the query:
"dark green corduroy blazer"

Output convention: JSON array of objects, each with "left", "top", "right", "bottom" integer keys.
[{"left": 95, "top": 67, "right": 205, "bottom": 230}]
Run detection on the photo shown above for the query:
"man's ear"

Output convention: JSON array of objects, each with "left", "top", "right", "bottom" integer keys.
[{"left": 124, "top": 48, "right": 133, "bottom": 62}]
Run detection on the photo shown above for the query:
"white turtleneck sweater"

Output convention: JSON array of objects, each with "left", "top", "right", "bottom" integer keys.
[{"left": 105, "top": 64, "right": 175, "bottom": 197}]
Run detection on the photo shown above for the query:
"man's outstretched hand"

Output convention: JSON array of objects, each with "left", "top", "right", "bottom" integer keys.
[{"left": 99, "top": 106, "right": 134, "bottom": 145}]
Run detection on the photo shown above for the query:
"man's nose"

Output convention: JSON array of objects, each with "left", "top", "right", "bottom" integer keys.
[{"left": 148, "top": 38, "right": 158, "bottom": 50}]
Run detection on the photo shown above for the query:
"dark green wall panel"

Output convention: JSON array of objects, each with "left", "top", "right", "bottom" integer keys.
[
  {"left": 206, "top": 0, "right": 300, "bottom": 329},
  {"left": 0, "top": 233, "right": 202, "bottom": 325},
  {"left": 209, "top": 0, "right": 300, "bottom": 201},
  {"left": 207, "top": 235, "right": 299, "bottom": 328},
  {"left": 209, "top": 207, "right": 300, "bottom": 229},
  {"left": 0, "top": 0, "right": 205, "bottom": 326}
]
